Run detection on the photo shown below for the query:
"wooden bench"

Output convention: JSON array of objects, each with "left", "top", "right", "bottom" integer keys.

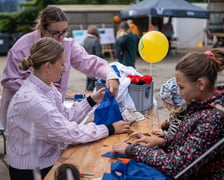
[
  {"left": 170, "top": 37, "right": 178, "bottom": 55},
  {"left": 102, "top": 43, "right": 115, "bottom": 60}
]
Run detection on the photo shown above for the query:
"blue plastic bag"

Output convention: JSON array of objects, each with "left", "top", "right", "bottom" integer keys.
[
  {"left": 102, "top": 159, "right": 172, "bottom": 180},
  {"left": 94, "top": 88, "right": 123, "bottom": 125}
]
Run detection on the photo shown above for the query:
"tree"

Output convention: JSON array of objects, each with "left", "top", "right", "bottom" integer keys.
[{"left": 0, "top": 0, "right": 58, "bottom": 34}]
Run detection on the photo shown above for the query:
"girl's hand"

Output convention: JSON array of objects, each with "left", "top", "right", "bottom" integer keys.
[
  {"left": 112, "top": 142, "right": 129, "bottom": 154},
  {"left": 129, "top": 131, "right": 145, "bottom": 139},
  {"left": 152, "top": 129, "right": 164, "bottom": 137},
  {"left": 130, "top": 132, "right": 165, "bottom": 148},
  {"left": 91, "top": 87, "right": 105, "bottom": 104},
  {"left": 160, "top": 119, "right": 170, "bottom": 130},
  {"left": 129, "top": 131, "right": 151, "bottom": 147},
  {"left": 112, "top": 121, "right": 130, "bottom": 134},
  {"left": 137, "top": 135, "right": 165, "bottom": 148},
  {"left": 106, "top": 79, "right": 119, "bottom": 97}
]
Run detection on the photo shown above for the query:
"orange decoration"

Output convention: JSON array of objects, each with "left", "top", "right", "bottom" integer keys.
[{"left": 113, "top": 15, "right": 121, "bottom": 23}]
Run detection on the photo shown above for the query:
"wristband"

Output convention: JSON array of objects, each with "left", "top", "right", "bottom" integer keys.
[
  {"left": 106, "top": 124, "right": 115, "bottom": 136},
  {"left": 87, "top": 96, "right": 97, "bottom": 107}
]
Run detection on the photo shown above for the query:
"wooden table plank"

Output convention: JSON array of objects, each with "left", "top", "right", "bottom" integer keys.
[{"left": 44, "top": 109, "right": 154, "bottom": 180}]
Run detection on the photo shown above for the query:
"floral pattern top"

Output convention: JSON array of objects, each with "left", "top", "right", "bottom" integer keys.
[{"left": 126, "top": 86, "right": 224, "bottom": 179}]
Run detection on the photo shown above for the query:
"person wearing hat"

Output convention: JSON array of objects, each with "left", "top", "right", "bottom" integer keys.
[
  {"left": 120, "top": 77, "right": 187, "bottom": 147},
  {"left": 153, "top": 77, "right": 187, "bottom": 137}
]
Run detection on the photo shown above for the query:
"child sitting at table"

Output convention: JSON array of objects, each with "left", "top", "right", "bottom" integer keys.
[
  {"left": 112, "top": 48, "right": 224, "bottom": 179},
  {"left": 152, "top": 77, "right": 187, "bottom": 137}
]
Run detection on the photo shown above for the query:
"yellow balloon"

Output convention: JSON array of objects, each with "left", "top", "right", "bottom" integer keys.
[{"left": 138, "top": 31, "right": 169, "bottom": 63}]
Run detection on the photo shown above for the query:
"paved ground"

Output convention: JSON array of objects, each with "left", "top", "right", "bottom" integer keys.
[{"left": 0, "top": 46, "right": 223, "bottom": 179}]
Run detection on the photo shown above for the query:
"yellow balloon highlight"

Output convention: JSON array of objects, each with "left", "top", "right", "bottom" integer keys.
[{"left": 138, "top": 31, "right": 169, "bottom": 63}]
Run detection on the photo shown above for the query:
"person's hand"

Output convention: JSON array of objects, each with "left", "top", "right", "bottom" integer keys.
[
  {"left": 129, "top": 131, "right": 145, "bottom": 139},
  {"left": 106, "top": 79, "right": 119, "bottom": 97},
  {"left": 130, "top": 132, "right": 165, "bottom": 148},
  {"left": 160, "top": 119, "right": 170, "bottom": 130},
  {"left": 112, "top": 142, "right": 129, "bottom": 154},
  {"left": 91, "top": 87, "right": 105, "bottom": 104},
  {"left": 138, "top": 135, "right": 165, "bottom": 148},
  {"left": 129, "top": 131, "right": 152, "bottom": 147},
  {"left": 112, "top": 121, "right": 130, "bottom": 134},
  {"left": 152, "top": 129, "right": 164, "bottom": 137}
]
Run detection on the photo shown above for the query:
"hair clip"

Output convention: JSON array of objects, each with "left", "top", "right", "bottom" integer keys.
[{"left": 204, "top": 50, "right": 214, "bottom": 57}]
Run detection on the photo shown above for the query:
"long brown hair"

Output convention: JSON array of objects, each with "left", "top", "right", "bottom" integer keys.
[
  {"left": 35, "top": 6, "right": 68, "bottom": 30},
  {"left": 176, "top": 48, "right": 224, "bottom": 90}
]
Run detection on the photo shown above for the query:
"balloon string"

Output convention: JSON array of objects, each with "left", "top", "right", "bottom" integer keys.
[{"left": 150, "top": 63, "right": 152, "bottom": 76}]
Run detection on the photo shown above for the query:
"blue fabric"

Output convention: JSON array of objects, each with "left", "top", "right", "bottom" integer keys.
[
  {"left": 102, "top": 152, "right": 129, "bottom": 159},
  {"left": 73, "top": 94, "right": 86, "bottom": 102},
  {"left": 111, "top": 65, "right": 121, "bottom": 77},
  {"left": 94, "top": 88, "right": 123, "bottom": 125},
  {"left": 102, "top": 159, "right": 172, "bottom": 180},
  {"left": 96, "top": 77, "right": 106, "bottom": 84}
]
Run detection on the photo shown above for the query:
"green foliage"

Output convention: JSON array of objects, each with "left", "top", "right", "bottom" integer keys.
[
  {"left": 0, "top": 0, "right": 59, "bottom": 34},
  {"left": 55, "top": 0, "right": 135, "bottom": 4}
]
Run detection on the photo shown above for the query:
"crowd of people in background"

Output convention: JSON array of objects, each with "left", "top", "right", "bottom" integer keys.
[{"left": 0, "top": 5, "right": 223, "bottom": 180}]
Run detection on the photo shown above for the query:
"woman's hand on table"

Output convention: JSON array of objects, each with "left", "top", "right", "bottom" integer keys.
[
  {"left": 106, "top": 79, "right": 119, "bottom": 97},
  {"left": 91, "top": 87, "right": 105, "bottom": 104},
  {"left": 112, "top": 142, "right": 129, "bottom": 154},
  {"left": 113, "top": 121, "right": 130, "bottom": 134}
]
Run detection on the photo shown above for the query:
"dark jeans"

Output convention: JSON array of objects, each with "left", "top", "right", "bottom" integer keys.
[
  {"left": 9, "top": 166, "right": 52, "bottom": 180},
  {"left": 86, "top": 76, "right": 96, "bottom": 92}
]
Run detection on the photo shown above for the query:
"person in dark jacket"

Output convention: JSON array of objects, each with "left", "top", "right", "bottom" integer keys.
[
  {"left": 84, "top": 25, "right": 103, "bottom": 91},
  {"left": 112, "top": 49, "right": 224, "bottom": 179},
  {"left": 115, "top": 21, "right": 139, "bottom": 68}
]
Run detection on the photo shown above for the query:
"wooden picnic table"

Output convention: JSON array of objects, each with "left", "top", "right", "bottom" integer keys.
[
  {"left": 44, "top": 107, "right": 155, "bottom": 180},
  {"left": 212, "top": 32, "right": 224, "bottom": 38}
]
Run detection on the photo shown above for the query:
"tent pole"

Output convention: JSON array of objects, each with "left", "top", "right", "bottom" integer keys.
[{"left": 148, "top": 15, "right": 151, "bottom": 31}]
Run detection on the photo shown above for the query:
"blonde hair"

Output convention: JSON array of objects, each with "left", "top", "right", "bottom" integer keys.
[
  {"left": 19, "top": 37, "right": 64, "bottom": 70},
  {"left": 116, "top": 21, "right": 130, "bottom": 38},
  {"left": 164, "top": 102, "right": 187, "bottom": 119}
]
